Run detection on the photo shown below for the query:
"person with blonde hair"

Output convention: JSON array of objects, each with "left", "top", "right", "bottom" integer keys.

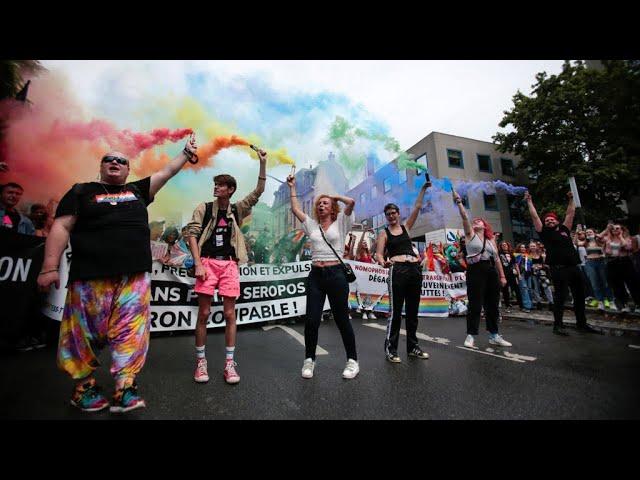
[{"left": 287, "top": 175, "right": 359, "bottom": 380}]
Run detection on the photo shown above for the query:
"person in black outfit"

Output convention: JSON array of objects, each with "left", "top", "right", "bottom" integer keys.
[
  {"left": 524, "top": 191, "right": 602, "bottom": 336},
  {"left": 375, "top": 180, "right": 431, "bottom": 363},
  {"left": 498, "top": 241, "right": 523, "bottom": 311}
]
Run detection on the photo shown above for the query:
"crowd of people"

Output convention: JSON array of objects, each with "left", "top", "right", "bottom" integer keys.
[{"left": 2, "top": 140, "right": 639, "bottom": 415}]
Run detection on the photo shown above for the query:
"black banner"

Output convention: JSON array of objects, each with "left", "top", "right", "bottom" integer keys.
[{"left": 0, "top": 229, "right": 45, "bottom": 346}]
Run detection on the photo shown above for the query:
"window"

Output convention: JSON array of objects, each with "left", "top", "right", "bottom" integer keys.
[
  {"left": 360, "top": 192, "right": 367, "bottom": 204},
  {"left": 447, "top": 149, "right": 464, "bottom": 169},
  {"left": 501, "top": 158, "right": 515, "bottom": 176},
  {"left": 398, "top": 169, "right": 407, "bottom": 184},
  {"left": 383, "top": 177, "right": 392, "bottom": 193},
  {"left": 415, "top": 153, "right": 428, "bottom": 175},
  {"left": 477, "top": 154, "right": 492, "bottom": 173},
  {"left": 372, "top": 185, "right": 378, "bottom": 199},
  {"left": 484, "top": 193, "right": 498, "bottom": 211}
]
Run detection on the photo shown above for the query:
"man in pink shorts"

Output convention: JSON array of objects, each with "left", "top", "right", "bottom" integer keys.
[{"left": 185, "top": 149, "right": 267, "bottom": 384}]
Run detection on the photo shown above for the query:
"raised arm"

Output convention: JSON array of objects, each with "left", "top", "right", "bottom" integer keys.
[
  {"left": 405, "top": 180, "right": 430, "bottom": 231},
  {"left": 376, "top": 229, "right": 390, "bottom": 267},
  {"left": 286, "top": 175, "right": 306, "bottom": 223},
  {"left": 524, "top": 191, "right": 543, "bottom": 233},
  {"left": 563, "top": 192, "right": 576, "bottom": 230},
  {"left": 149, "top": 134, "right": 198, "bottom": 198},
  {"left": 37, "top": 215, "right": 77, "bottom": 291},
  {"left": 331, "top": 194, "right": 355, "bottom": 216},
  {"left": 453, "top": 190, "right": 473, "bottom": 238}
]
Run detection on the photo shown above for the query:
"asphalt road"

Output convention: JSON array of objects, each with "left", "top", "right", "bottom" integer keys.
[{"left": 2, "top": 316, "right": 639, "bottom": 420}]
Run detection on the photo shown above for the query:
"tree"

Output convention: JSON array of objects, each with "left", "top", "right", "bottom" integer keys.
[
  {"left": 493, "top": 60, "right": 640, "bottom": 227},
  {"left": 1, "top": 60, "right": 45, "bottom": 163}
]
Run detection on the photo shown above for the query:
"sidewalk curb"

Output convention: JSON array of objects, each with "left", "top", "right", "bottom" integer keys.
[{"left": 501, "top": 312, "right": 640, "bottom": 338}]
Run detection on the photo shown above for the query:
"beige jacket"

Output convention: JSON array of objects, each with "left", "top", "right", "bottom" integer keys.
[{"left": 185, "top": 180, "right": 265, "bottom": 264}]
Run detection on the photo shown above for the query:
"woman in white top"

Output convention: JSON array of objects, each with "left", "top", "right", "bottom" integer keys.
[
  {"left": 453, "top": 191, "right": 512, "bottom": 348},
  {"left": 286, "top": 174, "right": 359, "bottom": 380}
]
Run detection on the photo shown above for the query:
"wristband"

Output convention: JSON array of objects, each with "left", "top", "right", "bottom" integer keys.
[{"left": 38, "top": 269, "right": 58, "bottom": 275}]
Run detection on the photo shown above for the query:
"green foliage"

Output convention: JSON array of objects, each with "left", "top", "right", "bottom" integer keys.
[{"left": 494, "top": 60, "right": 640, "bottom": 227}]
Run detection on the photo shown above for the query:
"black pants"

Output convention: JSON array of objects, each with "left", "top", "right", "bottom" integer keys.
[
  {"left": 501, "top": 272, "right": 522, "bottom": 308},
  {"left": 305, "top": 265, "right": 357, "bottom": 361},
  {"left": 549, "top": 265, "right": 587, "bottom": 328},
  {"left": 385, "top": 263, "right": 422, "bottom": 354},
  {"left": 466, "top": 261, "right": 500, "bottom": 335},
  {"left": 606, "top": 257, "right": 640, "bottom": 308}
]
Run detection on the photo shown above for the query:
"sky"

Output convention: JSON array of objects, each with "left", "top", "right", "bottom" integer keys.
[{"left": 6, "top": 60, "right": 564, "bottom": 223}]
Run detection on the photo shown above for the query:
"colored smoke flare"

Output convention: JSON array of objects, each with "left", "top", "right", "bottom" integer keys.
[{"left": 48, "top": 120, "right": 193, "bottom": 157}]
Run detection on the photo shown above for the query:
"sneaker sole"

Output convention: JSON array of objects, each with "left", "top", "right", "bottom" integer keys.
[
  {"left": 194, "top": 377, "right": 210, "bottom": 383},
  {"left": 110, "top": 401, "right": 146, "bottom": 413},
  {"left": 224, "top": 377, "right": 240, "bottom": 384},
  {"left": 408, "top": 353, "right": 430, "bottom": 359},
  {"left": 342, "top": 372, "right": 359, "bottom": 379},
  {"left": 301, "top": 373, "right": 313, "bottom": 379},
  {"left": 488, "top": 340, "right": 512, "bottom": 347},
  {"left": 386, "top": 357, "right": 401, "bottom": 363},
  {"left": 70, "top": 400, "right": 109, "bottom": 412}
]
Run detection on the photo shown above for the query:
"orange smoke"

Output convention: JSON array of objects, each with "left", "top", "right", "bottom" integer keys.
[
  {"left": 131, "top": 149, "right": 171, "bottom": 178},
  {"left": 193, "top": 135, "right": 250, "bottom": 171}
]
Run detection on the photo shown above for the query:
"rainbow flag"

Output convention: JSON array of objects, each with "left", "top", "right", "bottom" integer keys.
[{"left": 418, "top": 297, "right": 450, "bottom": 316}]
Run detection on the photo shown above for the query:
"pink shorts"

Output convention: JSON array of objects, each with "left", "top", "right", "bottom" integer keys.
[{"left": 194, "top": 258, "right": 241, "bottom": 298}]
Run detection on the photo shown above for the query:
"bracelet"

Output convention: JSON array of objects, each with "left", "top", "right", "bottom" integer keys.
[
  {"left": 290, "top": 195, "right": 298, "bottom": 197},
  {"left": 38, "top": 269, "right": 58, "bottom": 275}
]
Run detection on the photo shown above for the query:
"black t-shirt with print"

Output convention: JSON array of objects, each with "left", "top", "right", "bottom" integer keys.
[
  {"left": 1, "top": 209, "right": 21, "bottom": 232},
  {"left": 538, "top": 224, "right": 580, "bottom": 266},
  {"left": 55, "top": 177, "right": 153, "bottom": 281},
  {"left": 201, "top": 209, "right": 236, "bottom": 259}
]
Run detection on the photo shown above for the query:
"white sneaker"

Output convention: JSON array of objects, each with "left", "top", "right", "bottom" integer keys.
[
  {"left": 598, "top": 301, "right": 605, "bottom": 311},
  {"left": 622, "top": 306, "right": 631, "bottom": 313},
  {"left": 368, "top": 312, "right": 377, "bottom": 320},
  {"left": 348, "top": 313, "right": 352, "bottom": 319},
  {"left": 301, "top": 358, "right": 315, "bottom": 379},
  {"left": 356, "top": 308, "right": 362, "bottom": 314},
  {"left": 489, "top": 334, "right": 512, "bottom": 347},
  {"left": 362, "top": 312, "right": 368, "bottom": 320},
  {"left": 342, "top": 359, "right": 359, "bottom": 379},
  {"left": 464, "top": 335, "right": 475, "bottom": 348}
]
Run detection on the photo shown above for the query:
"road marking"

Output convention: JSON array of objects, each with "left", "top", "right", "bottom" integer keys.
[
  {"left": 363, "top": 322, "right": 536, "bottom": 363},
  {"left": 629, "top": 344, "right": 640, "bottom": 349},
  {"left": 262, "top": 325, "right": 329, "bottom": 355},
  {"left": 363, "top": 323, "right": 451, "bottom": 345}
]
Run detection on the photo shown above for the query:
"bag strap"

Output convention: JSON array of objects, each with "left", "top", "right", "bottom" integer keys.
[{"left": 318, "top": 223, "right": 349, "bottom": 269}]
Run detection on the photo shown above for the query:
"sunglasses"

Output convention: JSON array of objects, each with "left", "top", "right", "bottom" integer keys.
[{"left": 102, "top": 156, "right": 129, "bottom": 166}]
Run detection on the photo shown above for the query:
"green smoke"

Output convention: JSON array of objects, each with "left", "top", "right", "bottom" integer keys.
[{"left": 327, "top": 116, "right": 418, "bottom": 174}]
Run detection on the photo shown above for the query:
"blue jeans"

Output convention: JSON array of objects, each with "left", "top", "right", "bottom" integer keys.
[
  {"left": 305, "top": 265, "right": 357, "bottom": 361},
  {"left": 583, "top": 258, "right": 613, "bottom": 302},
  {"left": 518, "top": 275, "right": 533, "bottom": 310}
]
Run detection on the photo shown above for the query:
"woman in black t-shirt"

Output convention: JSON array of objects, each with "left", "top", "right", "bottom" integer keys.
[
  {"left": 375, "top": 180, "right": 431, "bottom": 363},
  {"left": 37, "top": 135, "right": 199, "bottom": 413}
]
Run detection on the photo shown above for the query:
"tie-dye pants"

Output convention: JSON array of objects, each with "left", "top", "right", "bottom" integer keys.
[{"left": 57, "top": 272, "right": 151, "bottom": 388}]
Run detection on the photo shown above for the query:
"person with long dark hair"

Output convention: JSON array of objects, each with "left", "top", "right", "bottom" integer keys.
[
  {"left": 453, "top": 191, "right": 512, "bottom": 348},
  {"left": 286, "top": 174, "right": 359, "bottom": 379},
  {"left": 498, "top": 241, "right": 522, "bottom": 312},
  {"left": 375, "top": 181, "right": 431, "bottom": 363}
]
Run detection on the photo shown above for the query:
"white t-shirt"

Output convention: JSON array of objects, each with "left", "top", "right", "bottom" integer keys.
[{"left": 302, "top": 211, "right": 354, "bottom": 262}]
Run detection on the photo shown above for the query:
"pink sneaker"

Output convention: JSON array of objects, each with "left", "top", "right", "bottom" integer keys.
[
  {"left": 223, "top": 360, "right": 240, "bottom": 384},
  {"left": 194, "top": 358, "right": 209, "bottom": 383}
]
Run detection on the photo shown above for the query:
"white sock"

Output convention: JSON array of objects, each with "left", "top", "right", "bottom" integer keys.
[
  {"left": 196, "top": 345, "right": 205, "bottom": 359},
  {"left": 225, "top": 346, "right": 235, "bottom": 361}
]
